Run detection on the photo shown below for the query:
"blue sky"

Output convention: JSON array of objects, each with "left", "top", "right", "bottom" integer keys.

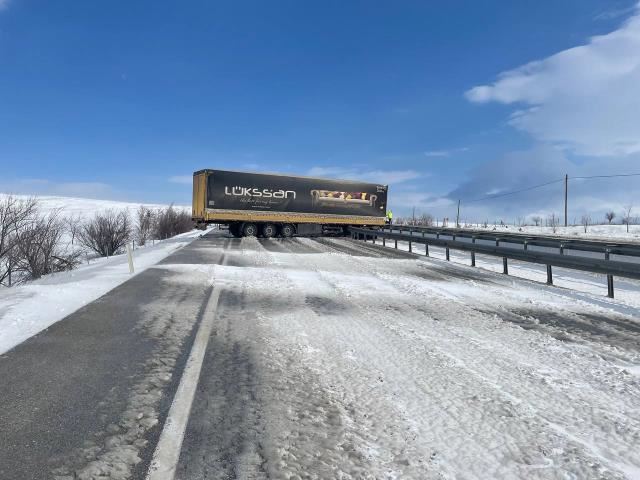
[{"left": 1, "top": 0, "right": 640, "bottom": 221}]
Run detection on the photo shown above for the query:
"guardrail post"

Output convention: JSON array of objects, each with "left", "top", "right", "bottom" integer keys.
[
  {"left": 559, "top": 243, "right": 564, "bottom": 255},
  {"left": 425, "top": 243, "right": 429, "bottom": 256},
  {"left": 395, "top": 239, "right": 398, "bottom": 249},
  {"left": 373, "top": 235, "right": 376, "bottom": 244},
  {"left": 382, "top": 236, "right": 385, "bottom": 246},
  {"left": 607, "top": 275, "right": 614, "bottom": 298},
  {"left": 471, "top": 237, "right": 476, "bottom": 267},
  {"left": 446, "top": 245, "right": 450, "bottom": 261},
  {"left": 409, "top": 229, "right": 412, "bottom": 253},
  {"left": 605, "top": 249, "right": 614, "bottom": 298},
  {"left": 546, "top": 265, "right": 553, "bottom": 285},
  {"left": 496, "top": 238, "right": 508, "bottom": 273}
]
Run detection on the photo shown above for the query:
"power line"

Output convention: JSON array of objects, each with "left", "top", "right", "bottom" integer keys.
[
  {"left": 572, "top": 173, "right": 640, "bottom": 180},
  {"left": 463, "top": 178, "right": 564, "bottom": 204},
  {"left": 461, "top": 172, "right": 640, "bottom": 205}
]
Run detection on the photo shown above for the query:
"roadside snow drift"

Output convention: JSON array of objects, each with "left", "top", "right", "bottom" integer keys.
[{"left": 0, "top": 230, "right": 203, "bottom": 355}]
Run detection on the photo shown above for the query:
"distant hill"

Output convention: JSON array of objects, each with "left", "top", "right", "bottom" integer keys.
[{"left": 0, "top": 193, "right": 189, "bottom": 219}]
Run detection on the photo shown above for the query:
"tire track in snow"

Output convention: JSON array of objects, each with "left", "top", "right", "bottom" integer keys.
[{"left": 291, "top": 238, "right": 640, "bottom": 478}]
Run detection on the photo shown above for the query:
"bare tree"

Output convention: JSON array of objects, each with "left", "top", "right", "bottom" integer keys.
[
  {"left": 64, "top": 213, "right": 83, "bottom": 245},
  {"left": 79, "top": 210, "right": 132, "bottom": 257},
  {"left": 623, "top": 204, "right": 634, "bottom": 233},
  {"left": 136, "top": 205, "right": 154, "bottom": 246},
  {"left": 581, "top": 214, "right": 591, "bottom": 234},
  {"left": 605, "top": 211, "right": 616, "bottom": 225},
  {"left": 418, "top": 213, "right": 434, "bottom": 226},
  {"left": 0, "top": 196, "right": 38, "bottom": 286},
  {"left": 548, "top": 213, "right": 559, "bottom": 233},
  {"left": 531, "top": 216, "right": 542, "bottom": 227},
  {"left": 153, "top": 205, "right": 194, "bottom": 240}
]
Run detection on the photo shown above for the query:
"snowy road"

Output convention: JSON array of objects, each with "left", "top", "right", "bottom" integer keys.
[
  {"left": 174, "top": 234, "right": 640, "bottom": 479},
  {"left": 1, "top": 231, "right": 640, "bottom": 479}
]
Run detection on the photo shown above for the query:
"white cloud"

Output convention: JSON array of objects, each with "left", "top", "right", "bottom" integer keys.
[
  {"left": 424, "top": 147, "right": 469, "bottom": 158},
  {"left": 306, "top": 167, "right": 422, "bottom": 185},
  {"left": 168, "top": 175, "right": 193, "bottom": 185},
  {"left": 424, "top": 150, "right": 450, "bottom": 158},
  {"left": 0, "top": 0, "right": 9, "bottom": 11},
  {"left": 390, "top": 190, "right": 455, "bottom": 211},
  {"left": 466, "top": 4, "right": 640, "bottom": 156},
  {"left": 594, "top": 3, "right": 638, "bottom": 20}
]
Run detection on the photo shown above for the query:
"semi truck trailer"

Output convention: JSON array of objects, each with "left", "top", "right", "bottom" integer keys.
[{"left": 192, "top": 169, "right": 388, "bottom": 237}]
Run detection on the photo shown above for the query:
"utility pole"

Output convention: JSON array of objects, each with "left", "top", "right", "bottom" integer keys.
[
  {"left": 412, "top": 206, "right": 415, "bottom": 226},
  {"left": 456, "top": 199, "right": 461, "bottom": 228},
  {"left": 564, "top": 174, "right": 568, "bottom": 227}
]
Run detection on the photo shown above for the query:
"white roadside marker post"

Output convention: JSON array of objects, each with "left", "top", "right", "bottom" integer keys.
[{"left": 127, "top": 243, "right": 135, "bottom": 274}]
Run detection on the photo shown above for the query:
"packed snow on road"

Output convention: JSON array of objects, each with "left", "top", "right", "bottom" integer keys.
[{"left": 158, "top": 234, "right": 640, "bottom": 480}]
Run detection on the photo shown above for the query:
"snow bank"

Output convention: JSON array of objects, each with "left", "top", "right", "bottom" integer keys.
[{"left": 0, "top": 229, "right": 203, "bottom": 355}]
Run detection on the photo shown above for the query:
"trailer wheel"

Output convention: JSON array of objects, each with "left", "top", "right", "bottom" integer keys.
[
  {"left": 262, "top": 223, "right": 277, "bottom": 238},
  {"left": 280, "top": 224, "right": 294, "bottom": 238},
  {"left": 243, "top": 223, "right": 258, "bottom": 237}
]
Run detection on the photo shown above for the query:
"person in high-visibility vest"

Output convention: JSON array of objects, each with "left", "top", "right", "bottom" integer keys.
[{"left": 386, "top": 209, "right": 393, "bottom": 225}]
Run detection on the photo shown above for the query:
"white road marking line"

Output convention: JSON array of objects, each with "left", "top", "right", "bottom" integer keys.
[{"left": 145, "top": 284, "right": 222, "bottom": 480}]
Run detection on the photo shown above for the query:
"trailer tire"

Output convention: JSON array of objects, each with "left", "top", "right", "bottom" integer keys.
[
  {"left": 281, "top": 224, "right": 295, "bottom": 238},
  {"left": 243, "top": 223, "right": 258, "bottom": 237},
  {"left": 262, "top": 223, "right": 277, "bottom": 238}
]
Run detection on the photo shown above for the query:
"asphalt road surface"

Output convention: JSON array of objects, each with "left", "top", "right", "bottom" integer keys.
[{"left": 1, "top": 232, "right": 639, "bottom": 479}]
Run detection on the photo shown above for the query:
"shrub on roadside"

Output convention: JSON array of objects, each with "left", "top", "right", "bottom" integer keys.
[
  {"left": 79, "top": 210, "right": 132, "bottom": 257},
  {"left": 136, "top": 205, "right": 154, "bottom": 246},
  {"left": 152, "top": 205, "right": 194, "bottom": 240},
  {"left": 11, "top": 209, "right": 82, "bottom": 281}
]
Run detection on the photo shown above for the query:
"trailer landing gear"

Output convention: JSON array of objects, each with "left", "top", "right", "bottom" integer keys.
[{"left": 229, "top": 223, "right": 242, "bottom": 238}]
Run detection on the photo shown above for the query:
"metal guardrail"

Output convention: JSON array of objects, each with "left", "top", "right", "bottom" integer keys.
[
  {"left": 348, "top": 226, "right": 640, "bottom": 298},
  {"left": 387, "top": 225, "right": 640, "bottom": 257}
]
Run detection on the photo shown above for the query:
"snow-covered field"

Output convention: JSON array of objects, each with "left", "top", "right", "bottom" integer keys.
[
  {"left": 0, "top": 229, "right": 204, "bottom": 355},
  {"left": 167, "top": 235, "right": 640, "bottom": 479},
  {"left": 424, "top": 223, "right": 640, "bottom": 243}
]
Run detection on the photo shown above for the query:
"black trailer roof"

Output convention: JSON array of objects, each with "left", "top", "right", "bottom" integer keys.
[{"left": 193, "top": 168, "right": 388, "bottom": 188}]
